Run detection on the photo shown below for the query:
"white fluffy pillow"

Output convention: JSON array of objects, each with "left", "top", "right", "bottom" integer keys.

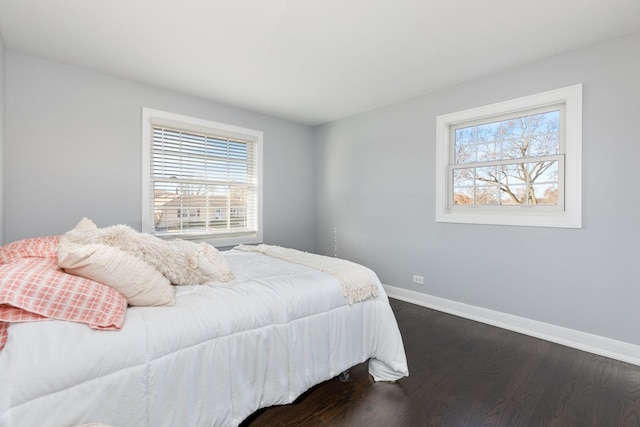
[
  {"left": 170, "top": 240, "right": 234, "bottom": 282},
  {"left": 58, "top": 240, "right": 175, "bottom": 307},
  {"left": 63, "top": 218, "right": 210, "bottom": 286}
]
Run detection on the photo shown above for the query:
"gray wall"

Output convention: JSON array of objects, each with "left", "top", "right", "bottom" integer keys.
[
  {"left": 5, "top": 51, "right": 315, "bottom": 252},
  {"left": 0, "top": 32, "right": 5, "bottom": 244},
  {"left": 314, "top": 32, "right": 640, "bottom": 345},
  {"left": 4, "top": 31, "right": 639, "bottom": 346}
]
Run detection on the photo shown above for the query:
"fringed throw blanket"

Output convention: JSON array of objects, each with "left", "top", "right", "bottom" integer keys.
[{"left": 235, "top": 244, "right": 379, "bottom": 304}]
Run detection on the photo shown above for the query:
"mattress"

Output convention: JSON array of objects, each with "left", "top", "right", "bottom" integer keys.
[{"left": 0, "top": 249, "right": 408, "bottom": 427}]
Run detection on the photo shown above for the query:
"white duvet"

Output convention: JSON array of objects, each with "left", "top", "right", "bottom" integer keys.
[{"left": 0, "top": 250, "right": 408, "bottom": 427}]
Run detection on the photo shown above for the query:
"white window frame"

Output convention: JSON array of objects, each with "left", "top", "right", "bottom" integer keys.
[
  {"left": 435, "top": 84, "right": 582, "bottom": 228},
  {"left": 141, "top": 108, "right": 263, "bottom": 246}
]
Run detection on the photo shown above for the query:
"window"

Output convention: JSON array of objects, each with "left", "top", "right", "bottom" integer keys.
[
  {"left": 142, "top": 108, "right": 263, "bottom": 246},
  {"left": 435, "top": 84, "right": 582, "bottom": 228}
]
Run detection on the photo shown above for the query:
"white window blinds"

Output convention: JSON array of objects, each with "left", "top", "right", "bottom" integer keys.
[{"left": 149, "top": 122, "right": 259, "bottom": 241}]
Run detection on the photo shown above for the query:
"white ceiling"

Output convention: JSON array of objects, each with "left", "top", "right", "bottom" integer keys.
[{"left": 1, "top": 0, "right": 639, "bottom": 126}]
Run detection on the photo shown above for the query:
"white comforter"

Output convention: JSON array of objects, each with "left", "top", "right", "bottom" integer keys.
[{"left": 0, "top": 250, "right": 408, "bottom": 427}]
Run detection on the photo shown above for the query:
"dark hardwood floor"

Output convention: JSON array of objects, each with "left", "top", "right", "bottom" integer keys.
[{"left": 242, "top": 298, "right": 640, "bottom": 427}]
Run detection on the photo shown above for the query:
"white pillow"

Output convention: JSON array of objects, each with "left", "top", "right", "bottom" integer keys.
[
  {"left": 170, "top": 240, "right": 234, "bottom": 282},
  {"left": 64, "top": 217, "right": 209, "bottom": 286},
  {"left": 58, "top": 240, "right": 175, "bottom": 307},
  {"left": 72, "top": 216, "right": 99, "bottom": 232}
]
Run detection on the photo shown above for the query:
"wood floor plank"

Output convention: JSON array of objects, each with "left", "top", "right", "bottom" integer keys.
[{"left": 242, "top": 299, "right": 640, "bottom": 426}]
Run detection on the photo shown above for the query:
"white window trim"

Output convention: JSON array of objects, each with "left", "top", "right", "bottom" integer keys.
[
  {"left": 141, "top": 108, "right": 263, "bottom": 246},
  {"left": 435, "top": 84, "right": 582, "bottom": 228}
]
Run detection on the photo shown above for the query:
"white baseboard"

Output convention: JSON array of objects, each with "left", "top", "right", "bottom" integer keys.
[{"left": 384, "top": 284, "right": 640, "bottom": 367}]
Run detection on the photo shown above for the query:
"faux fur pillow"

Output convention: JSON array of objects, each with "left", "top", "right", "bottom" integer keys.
[
  {"left": 63, "top": 218, "right": 210, "bottom": 286},
  {"left": 169, "top": 239, "right": 234, "bottom": 282}
]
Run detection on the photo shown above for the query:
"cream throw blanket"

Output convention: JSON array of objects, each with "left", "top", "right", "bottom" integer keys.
[{"left": 235, "top": 244, "right": 379, "bottom": 304}]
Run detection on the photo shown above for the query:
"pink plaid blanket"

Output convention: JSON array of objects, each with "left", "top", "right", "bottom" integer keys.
[{"left": 0, "top": 236, "right": 127, "bottom": 350}]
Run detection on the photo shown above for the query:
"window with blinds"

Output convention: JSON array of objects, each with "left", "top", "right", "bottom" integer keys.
[{"left": 142, "top": 109, "right": 263, "bottom": 245}]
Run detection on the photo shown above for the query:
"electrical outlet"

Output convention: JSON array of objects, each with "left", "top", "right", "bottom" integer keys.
[{"left": 413, "top": 275, "right": 424, "bottom": 285}]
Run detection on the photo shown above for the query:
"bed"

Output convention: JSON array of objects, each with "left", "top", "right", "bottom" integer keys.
[{"left": 0, "top": 225, "right": 408, "bottom": 427}]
